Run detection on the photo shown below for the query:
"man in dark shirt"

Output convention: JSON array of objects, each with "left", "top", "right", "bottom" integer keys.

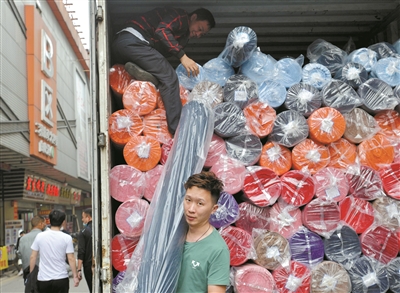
[
  {"left": 112, "top": 7, "right": 215, "bottom": 134},
  {"left": 77, "top": 208, "right": 92, "bottom": 293}
]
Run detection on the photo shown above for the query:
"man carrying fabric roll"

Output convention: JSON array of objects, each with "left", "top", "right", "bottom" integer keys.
[{"left": 112, "top": 7, "right": 215, "bottom": 135}]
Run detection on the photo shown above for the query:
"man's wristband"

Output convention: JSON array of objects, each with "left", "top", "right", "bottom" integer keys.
[{"left": 78, "top": 269, "right": 81, "bottom": 272}]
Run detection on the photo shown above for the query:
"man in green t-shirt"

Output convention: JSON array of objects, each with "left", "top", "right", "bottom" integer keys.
[{"left": 176, "top": 171, "right": 230, "bottom": 293}]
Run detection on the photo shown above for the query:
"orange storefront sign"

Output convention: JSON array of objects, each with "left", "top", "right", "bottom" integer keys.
[{"left": 25, "top": 5, "right": 57, "bottom": 165}]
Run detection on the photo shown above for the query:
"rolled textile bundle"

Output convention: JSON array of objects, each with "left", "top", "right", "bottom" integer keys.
[
  {"left": 159, "top": 138, "right": 173, "bottom": 165},
  {"left": 209, "top": 191, "right": 240, "bottom": 229},
  {"left": 316, "top": 48, "right": 347, "bottom": 76},
  {"left": 214, "top": 102, "right": 247, "bottom": 138},
  {"left": 269, "top": 200, "right": 303, "bottom": 239},
  {"left": 374, "top": 109, "right": 400, "bottom": 139},
  {"left": 175, "top": 63, "right": 205, "bottom": 90},
  {"left": 220, "top": 226, "right": 253, "bottom": 266},
  {"left": 334, "top": 62, "right": 369, "bottom": 89},
  {"left": 203, "top": 57, "right": 235, "bottom": 87},
  {"left": 291, "top": 139, "right": 330, "bottom": 175},
  {"left": 223, "top": 74, "right": 258, "bottom": 109},
  {"left": 259, "top": 142, "right": 292, "bottom": 176},
  {"left": 225, "top": 133, "right": 262, "bottom": 166},
  {"left": 302, "top": 63, "right": 331, "bottom": 90},
  {"left": 142, "top": 109, "right": 172, "bottom": 145},
  {"left": 108, "top": 109, "right": 144, "bottom": 147},
  {"left": 324, "top": 225, "right": 362, "bottom": 270},
  {"left": 157, "top": 85, "right": 189, "bottom": 109},
  {"left": 313, "top": 167, "right": 349, "bottom": 202},
  {"left": 358, "top": 133, "right": 395, "bottom": 170},
  {"left": 387, "top": 257, "right": 400, "bottom": 293},
  {"left": 219, "top": 26, "right": 258, "bottom": 68},
  {"left": 327, "top": 138, "right": 357, "bottom": 171},
  {"left": 307, "top": 107, "right": 346, "bottom": 144},
  {"left": 273, "top": 57, "right": 303, "bottom": 88},
  {"left": 111, "top": 234, "right": 140, "bottom": 272},
  {"left": 343, "top": 108, "right": 379, "bottom": 144},
  {"left": 235, "top": 202, "right": 270, "bottom": 234},
  {"left": 372, "top": 196, "right": 400, "bottom": 230},
  {"left": 115, "top": 198, "right": 149, "bottom": 238},
  {"left": 269, "top": 110, "right": 309, "bottom": 148},
  {"left": 379, "top": 162, "right": 400, "bottom": 200},
  {"left": 289, "top": 228, "right": 325, "bottom": 267},
  {"left": 307, "top": 39, "right": 339, "bottom": 63},
  {"left": 258, "top": 80, "right": 287, "bottom": 108},
  {"left": 112, "top": 271, "right": 126, "bottom": 293},
  {"left": 143, "top": 164, "right": 164, "bottom": 202},
  {"left": 122, "top": 81, "right": 158, "bottom": 116},
  {"left": 372, "top": 57, "right": 400, "bottom": 87},
  {"left": 204, "top": 134, "right": 227, "bottom": 168},
  {"left": 272, "top": 261, "right": 311, "bottom": 293},
  {"left": 311, "top": 261, "right": 351, "bottom": 293},
  {"left": 240, "top": 50, "right": 276, "bottom": 85},
  {"left": 346, "top": 48, "right": 378, "bottom": 72},
  {"left": 254, "top": 230, "right": 291, "bottom": 270},
  {"left": 123, "top": 135, "right": 161, "bottom": 172},
  {"left": 109, "top": 64, "right": 134, "bottom": 97},
  {"left": 369, "top": 42, "right": 399, "bottom": 59},
  {"left": 243, "top": 101, "right": 276, "bottom": 138},
  {"left": 190, "top": 80, "right": 223, "bottom": 108},
  {"left": 321, "top": 80, "right": 362, "bottom": 114},
  {"left": 358, "top": 78, "right": 398, "bottom": 113},
  {"left": 285, "top": 83, "right": 322, "bottom": 117},
  {"left": 232, "top": 264, "right": 277, "bottom": 293},
  {"left": 394, "top": 39, "right": 400, "bottom": 54},
  {"left": 339, "top": 196, "right": 375, "bottom": 234},
  {"left": 281, "top": 170, "right": 315, "bottom": 207},
  {"left": 346, "top": 165, "right": 386, "bottom": 200},
  {"left": 242, "top": 166, "right": 282, "bottom": 207},
  {"left": 109, "top": 164, "right": 144, "bottom": 202},
  {"left": 210, "top": 155, "right": 247, "bottom": 194}
]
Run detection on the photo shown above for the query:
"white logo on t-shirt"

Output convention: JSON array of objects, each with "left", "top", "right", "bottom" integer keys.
[{"left": 191, "top": 260, "right": 200, "bottom": 269}]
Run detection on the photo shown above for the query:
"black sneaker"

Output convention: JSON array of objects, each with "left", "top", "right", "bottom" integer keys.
[{"left": 125, "top": 62, "right": 159, "bottom": 87}]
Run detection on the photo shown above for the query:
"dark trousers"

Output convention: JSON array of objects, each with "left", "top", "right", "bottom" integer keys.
[
  {"left": 111, "top": 31, "right": 182, "bottom": 134},
  {"left": 37, "top": 277, "right": 69, "bottom": 293},
  {"left": 83, "top": 265, "right": 92, "bottom": 293}
]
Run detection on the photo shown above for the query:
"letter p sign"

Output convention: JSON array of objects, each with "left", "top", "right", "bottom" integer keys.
[{"left": 41, "top": 29, "right": 54, "bottom": 78}]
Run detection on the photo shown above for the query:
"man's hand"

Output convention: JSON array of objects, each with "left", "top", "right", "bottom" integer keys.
[
  {"left": 73, "top": 276, "right": 80, "bottom": 287},
  {"left": 78, "top": 270, "right": 83, "bottom": 280},
  {"left": 180, "top": 54, "right": 199, "bottom": 77}
]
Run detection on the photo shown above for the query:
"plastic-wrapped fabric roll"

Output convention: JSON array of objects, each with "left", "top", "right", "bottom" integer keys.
[
  {"left": 210, "top": 155, "right": 246, "bottom": 194},
  {"left": 240, "top": 50, "right": 276, "bottom": 85},
  {"left": 307, "top": 39, "right": 340, "bottom": 63},
  {"left": 123, "top": 135, "right": 161, "bottom": 172},
  {"left": 115, "top": 198, "right": 149, "bottom": 238},
  {"left": 214, "top": 102, "right": 247, "bottom": 138},
  {"left": 394, "top": 39, "right": 400, "bottom": 54},
  {"left": 346, "top": 165, "right": 386, "bottom": 200},
  {"left": 379, "top": 162, "right": 400, "bottom": 200},
  {"left": 235, "top": 202, "right": 270, "bottom": 234},
  {"left": 334, "top": 62, "right": 369, "bottom": 89},
  {"left": 358, "top": 78, "right": 398, "bottom": 113},
  {"left": 374, "top": 110, "right": 400, "bottom": 139},
  {"left": 372, "top": 196, "right": 400, "bottom": 230},
  {"left": 289, "top": 228, "right": 324, "bottom": 267},
  {"left": 281, "top": 170, "right": 315, "bottom": 207},
  {"left": 243, "top": 101, "right": 276, "bottom": 138},
  {"left": 109, "top": 64, "right": 134, "bottom": 97},
  {"left": 109, "top": 164, "right": 144, "bottom": 202},
  {"left": 285, "top": 83, "right": 322, "bottom": 117},
  {"left": 316, "top": 49, "right": 347, "bottom": 76},
  {"left": 358, "top": 133, "right": 395, "bottom": 170},
  {"left": 269, "top": 110, "right": 309, "bottom": 148},
  {"left": 313, "top": 167, "right": 349, "bottom": 202},
  {"left": 302, "top": 198, "right": 340, "bottom": 237},
  {"left": 311, "top": 261, "right": 351, "bottom": 293},
  {"left": 204, "top": 134, "right": 227, "bottom": 168},
  {"left": 343, "top": 108, "right": 379, "bottom": 144},
  {"left": 225, "top": 133, "right": 262, "bottom": 166},
  {"left": 219, "top": 26, "right": 258, "bottom": 68},
  {"left": 369, "top": 42, "right": 399, "bottom": 59},
  {"left": 242, "top": 166, "right": 282, "bottom": 207},
  {"left": 307, "top": 107, "right": 346, "bottom": 144},
  {"left": 387, "top": 257, "right": 400, "bottom": 293},
  {"left": 113, "top": 271, "right": 126, "bottom": 293},
  {"left": 143, "top": 164, "right": 163, "bottom": 202},
  {"left": 220, "top": 226, "right": 253, "bottom": 266},
  {"left": 203, "top": 57, "right": 235, "bottom": 87},
  {"left": 372, "top": 57, "right": 400, "bottom": 87},
  {"left": 259, "top": 142, "right": 292, "bottom": 176},
  {"left": 142, "top": 109, "right": 172, "bottom": 145},
  {"left": 157, "top": 85, "right": 189, "bottom": 109},
  {"left": 159, "top": 138, "right": 173, "bottom": 165},
  {"left": 254, "top": 230, "right": 291, "bottom": 270},
  {"left": 339, "top": 196, "right": 375, "bottom": 234},
  {"left": 209, "top": 191, "right": 240, "bottom": 229},
  {"left": 321, "top": 80, "right": 362, "bottom": 114},
  {"left": 324, "top": 225, "right": 362, "bottom": 270},
  {"left": 258, "top": 80, "right": 287, "bottom": 108},
  {"left": 223, "top": 74, "right": 258, "bottom": 109},
  {"left": 346, "top": 48, "right": 378, "bottom": 72},
  {"left": 232, "top": 264, "right": 277, "bottom": 293},
  {"left": 302, "top": 63, "right": 332, "bottom": 90},
  {"left": 273, "top": 57, "right": 303, "bottom": 88},
  {"left": 272, "top": 261, "right": 311, "bottom": 293},
  {"left": 327, "top": 138, "right": 357, "bottom": 171},
  {"left": 291, "top": 139, "right": 330, "bottom": 175},
  {"left": 190, "top": 80, "right": 223, "bottom": 108},
  {"left": 122, "top": 81, "right": 159, "bottom": 116},
  {"left": 175, "top": 63, "right": 205, "bottom": 90},
  {"left": 269, "top": 200, "right": 303, "bottom": 239},
  {"left": 112, "top": 234, "right": 140, "bottom": 272},
  {"left": 108, "top": 109, "right": 144, "bottom": 147}
]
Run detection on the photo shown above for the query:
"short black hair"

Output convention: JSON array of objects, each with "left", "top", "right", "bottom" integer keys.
[
  {"left": 190, "top": 8, "right": 216, "bottom": 29},
  {"left": 49, "top": 209, "right": 66, "bottom": 227},
  {"left": 184, "top": 171, "right": 223, "bottom": 204},
  {"left": 83, "top": 208, "right": 92, "bottom": 217}
]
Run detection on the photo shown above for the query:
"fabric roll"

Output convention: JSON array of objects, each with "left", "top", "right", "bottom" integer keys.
[
  {"left": 111, "top": 234, "right": 140, "bottom": 272},
  {"left": 291, "top": 139, "right": 330, "bottom": 175},
  {"left": 372, "top": 196, "right": 400, "bottom": 230},
  {"left": 269, "top": 200, "right": 302, "bottom": 239},
  {"left": 209, "top": 191, "right": 240, "bottom": 229},
  {"left": 281, "top": 170, "right": 315, "bottom": 207},
  {"left": 324, "top": 225, "right": 362, "bottom": 270},
  {"left": 203, "top": 57, "right": 235, "bottom": 87},
  {"left": 240, "top": 50, "right": 276, "bottom": 85},
  {"left": 372, "top": 57, "right": 400, "bottom": 87},
  {"left": 123, "top": 135, "right": 161, "bottom": 172},
  {"left": 343, "top": 108, "right": 379, "bottom": 144},
  {"left": 311, "top": 261, "right": 351, "bottom": 293},
  {"left": 307, "top": 107, "right": 346, "bottom": 144},
  {"left": 159, "top": 138, "right": 173, "bottom": 165},
  {"left": 374, "top": 109, "right": 400, "bottom": 139},
  {"left": 254, "top": 230, "right": 291, "bottom": 270},
  {"left": 190, "top": 80, "right": 223, "bottom": 108},
  {"left": 379, "top": 162, "right": 400, "bottom": 200},
  {"left": 223, "top": 74, "right": 258, "bottom": 109},
  {"left": 225, "top": 133, "right": 262, "bottom": 166},
  {"left": 109, "top": 164, "right": 144, "bottom": 202},
  {"left": 273, "top": 57, "right": 303, "bottom": 88},
  {"left": 346, "top": 165, "right": 386, "bottom": 200},
  {"left": 112, "top": 271, "right": 126, "bottom": 293},
  {"left": 387, "top": 257, "right": 400, "bottom": 293},
  {"left": 358, "top": 78, "right": 398, "bottom": 113},
  {"left": 272, "top": 261, "right": 311, "bottom": 293},
  {"left": 289, "top": 228, "right": 324, "bottom": 267},
  {"left": 108, "top": 109, "right": 144, "bottom": 147},
  {"left": 220, "top": 226, "right": 253, "bottom": 266},
  {"left": 334, "top": 62, "right": 369, "bottom": 89},
  {"left": 122, "top": 81, "right": 159, "bottom": 115},
  {"left": 235, "top": 202, "right": 270, "bottom": 235},
  {"left": 204, "top": 134, "right": 227, "bottom": 168},
  {"left": 307, "top": 39, "right": 340, "bottom": 63},
  {"left": 233, "top": 264, "right": 277, "bottom": 293},
  {"left": 259, "top": 142, "right": 292, "bottom": 176},
  {"left": 175, "top": 63, "right": 205, "bottom": 90},
  {"left": 339, "top": 196, "right": 375, "bottom": 234},
  {"left": 369, "top": 42, "right": 399, "bottom": 59},
  {"left": 269, "top": 110, "right": 309, "bottom": 148},
  {"left": 347, "top": 48, "right": 378, "bottom": 72},
  {"left": 327, "top": 138, "right": 357, "bottom": 171},
  {"left": 157, "top": 85, "right": 189, "bottom": 109},
  {"left": 242, "top": 166, "right": 282, "bottom": 207},
  {"left": 115, "top": 198, "right": 149, "bottom": 238},
  {"left": 302, "top": 63, "right": 331, "bottom": 90},
  {"left": 109, "top": 64, "right": 134, "bottom": 98},
  {"left": 243, "top": 101, "right": 276, "bottom": 138},
  {"left": 214, "top": 102, "right": 247, "bottom": 138},
  {"left": 142, "top": 109, "right": 172, "bottom": 145},
  {"left": 258, "top": 80, "right": 287, "bottom": 108},
  {"left": 210, "top": 155, "right": 247, "bottom": 194},
  {"left": 316, "top": 49, "right": 347, "bottom": 76},
  {"left": 358, "top": 134, "right": 395, "bottom": 171},
  {"left": 321, "top": 80, "right": 362, "bottom": 114},
  {"left": 285, "top": 83, "right": 322, "bottom": 117},
  {"left": 313, "top": 167, "right": 349, "bottom": 202},
  {"left": 143, "top": 164, "right": 164, "bottom": 202}
]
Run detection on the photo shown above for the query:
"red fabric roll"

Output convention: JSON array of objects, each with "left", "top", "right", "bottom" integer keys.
[
  {"left": 143, "top": 164, "right": 164, "bottom": 202},
  {"left": 210, "top": 155, "right": 246, "bottom": 194},
  {"left": 292, "top": 139, "right": 330, "bottom": 175},
  {"left": 272, "top": 261, "right": 311, "bottom": 293},
  {"left": 346, "top": 165, "right": 386, "bottom": 201},
  {"left": 394, "top": 141, "right": 400, "bottom": 163},
  {"left": 243, "top": 166, "right": 282, "bottom": 207},
  {"left": 108, "top": 109, "right": 144, "bottom": 147},
  {"left": 259, "top": 142, "right": 292, "bottom": 176},
  {"left": 109, "top": 64, "right": 134, "bottom": 97},
  {"left": 204, "top": 134, "right": 227, "bottom": 168},
  {"left": 220, "top": 226, "right": 253, "bottom": 266},
  {"left": 280, "top": 170, "right": 315, "bottom": 207},
  {"left": 339, "top": 196, "right": 374, "bottom": 234},
  {"left": 115, "top": 198, "right": 149, "bottom": 238},
  {"left": 122, "top": 81, "right": 158, "bottom": 116},
  {"left": 111, "top": 234, "right": 139, "bottom": 271},
  {"left": 233, "top": 264, "right": 277, "bottom": 293},
  {"left": 143, "top": 109, "right": 172, "bottom": 145},
  {"left": 397, "top": 228, "right": 400, "bottom": 254},
  {"left": 374, "top": 109, "right": 400, "bottom": 139},
  {"left": 379, "top": 162, "right": 400, "bottom": 200},
  {"left": 327, "top": 138, "right": 357, "bottom": 171},
  {"left": 358, "top": 133, "right": 395, "bottom": 171},
  {"left": 235, "top": 202, "right": 270, "bottom": 235},
  {"left": 308, "top": 107, "right": 346, "bottom": 144},
  {"left": 160, "top": 138, "right": 173, "bottom": 165},
  {"left": 243, "top": 101, "right": 276, "bottom": 138},
  {"left": 123, "top": 135, "right": 161, "bottom": 172},
  {"left": 313, "top": 167, "right": 349, "bottom": 202},
  {"left": 269, "top": 200, "right": 303, "bottom": 239},
  {"left": 109, "top": 164, "right": 144, "bottom": 202}
]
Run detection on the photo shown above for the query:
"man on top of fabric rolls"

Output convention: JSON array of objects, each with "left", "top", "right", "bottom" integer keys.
[{"left": 112, "top": 7, "right": 216, "bottom": 135}]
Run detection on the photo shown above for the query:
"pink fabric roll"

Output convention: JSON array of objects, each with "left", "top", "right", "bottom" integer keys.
[
  {"left": 204, "top": 134, "right": 227, "bottom": 168},
  {"left": 220, "top": 226, "right": 253, "bottom": 266},
  {"left": 339, "top": 196, "right": 374, "bottom": 234},
  {"left": 210, "top": 155, "right": 247, "bottom": 194},
  {"left": 269, "top": 200, "right": 303, "bottom": 239},
  {"left": 281, "top": 170, "right": 315, "bottom": 207},
  {"left": 346, "top": 165, "right": 386, "bottom": 200},
  {"left": 379, "top": 162, "right": 400, "bottom": 200},
  {"left": 235, "top": 202, "right": 270, "bottom": 235},
  {"left": 143, "top": 164, "right": 164, "bottom": 202},
  {"left": 109, "top": 165, "right": 144, "bottom": 202},
  {"left": 233, "top": 264, "right": 277, "bottom": 293},
  {"left": 313, "top": 167, "right": 349, "bottom": 202},
  {"left": 115, "top": 198, "right": 149, "bottom": 238},
  {"left": 111, "top": 234, "right": 139, "bottom": 272},
  {"left": 160, "top": 138, "right": 173, "bottom": 165},
  {"left": 272, "top": 261, "right": 311, "bottom": 293}
]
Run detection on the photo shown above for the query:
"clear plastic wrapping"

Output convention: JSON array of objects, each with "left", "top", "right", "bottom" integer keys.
[
  {"left": 307, "top": 39, "right": 342, "bottom": 63},
  {"left": 243, "top": 101, "right": 276, "bottom": 138},
  {"left": 291, "top": 139, "right": 330, "bottom": 175},
  {"left": 374, "top": 109, "right": 400, "bottom": 139},
  {"left": 343, "top": 108, "right": 379, "bottom": 144},
  {"left": 378, "top": 162, "right": 400, "bottom": 200},
  {"left": 259, "top": 142, "right": 292, "bottom": 176},
  {"left": 204, "top": 134, "right": 227, "bottom": 168},
  {"left": 142, "top": 164, "right": 163, "bottom": 202},
  {"left": 273, "top": 56, "right": 304, "bottom": 88},
  {"left": 280, "top": 170, "right": 315, "bottom": 207},
  {"left": 123, "top": 135, "right": 161, "bottom": 172},
  {"left": 214, "top": 102, "right": 247, "bottom": 138},
  {"left": 209, "top": 191, "right": 240, "bottom": 228},
  {"left": 346, "top": 165, "right": 386, "bottom": 200},
  {"left": 225, "top": 133, "right": 263, "bottom": 166},
  {"left": 358, "top": 78, "right": 399, "bottom": 113},
  {"left": 175, "top": 62, "right": 205, "bottom": 90},
  {"left": 111, "top": 234, "right": 140, "bottom": 272},
  {"left": 313, "top": 167, "right": 349, "bottom": 202},
  {"left": 235, "top": 202, "right": 270, "bottom": 234},
  {"left": 285, "top": 83, "right": 322, "bottom": 116},
  {"left": 339, "top": 196, "right": 375, "bottom": 234},
  {"left": 272, "top": 261, "right": 311, "bottom": 293},
  {"left": 223, "top": 74, "right": 258, "bottom": 109},
  {"left": 210, "top": 155, "right": 247, "bottom": 194},
  {"left": 372, "top": 57, "right": 400, "bottom": 87},
  {"left": 203, "top": 57, "right": 235, "bottom": 87},
  {"left": 322, "top": 80, "right": 363, "bottom": 113},
  {"left": 109, "top": 164, "right": 144, "bottom": 202},
  {"left": 113, "top": 271, "right": 126, "bottom": 293},
  {"left": 372, "top": 196, "right": 400, "bottom": 231},
  {"left": 269, "top": 200, "right": 303, "bottom": 239},
  {"left": 302, "top": 63, "right": 332, "bottom": 90},
  {"left": 142, "top": 109, "right": 172, "bottom": 145},
  {"left": 327, "top": 138, "right": 358, "bottom": 171},
  {"left": 190, "top": 80, "right": 223, "bottom": 108},
  {"left": 159, "top": 138, "right": 173, "bottom": 165},
  {"left": 288, "top": 227, "right": 324, "bottom": 267},
  {"left": 368, "top": 42, "right": 399, "bottom": 59},
  {"left": 232, "top": 264, "right": 277, "bottom": 293},
  {"left": 122, "top": 81, "right": 159, "bottom": 115},
  {"left": 357, "top": 133, "right": 395, "bottom": 170},
  {"left": 240, "top": 49, "right": 276, "bottom": 85},
  {"left": 307, "top": 107, "right": 346, "bottom": 144},
  {"left": 311, "top": 261, "right": 351, "bottom": 293},
  {"left": 109, "top": 109, "right": 144, "bottom": 147},
  {"left": 394, "top": 39, "right": 400, "bottom": 54},
  {"left": 258, "top": 80, "right": 287, "bottom": 108},
  {"left": 220, "top": 226, "right": 253, "bottom": 266},
  {"left": 115, "top": 198, "right": 149, "bottom": 238},
  {"left": 109, "top": 64, "right": 134, "bottom": 97},
  {"left": 334, "top": 62, "right": 369, "bottom": 89},
  {"left": 387, "top": 257, "right": 400, "bottom": 293},
  {"left": 347, "top": 48, "right": 377, "bottom": 72}
]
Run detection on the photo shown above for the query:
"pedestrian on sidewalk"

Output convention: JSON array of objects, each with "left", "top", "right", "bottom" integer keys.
[{"left": 77, "top": 208, "right": 93, "bottom": 293}]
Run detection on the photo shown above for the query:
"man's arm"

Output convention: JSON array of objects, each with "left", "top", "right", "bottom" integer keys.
[
  {"left": 67, "top": 253, "right": 80, "bottom": 287},
  {"left": 29, "top": 250, "right": 38, "bottom": 273},
  {"left": 208, "top": 285, "right": 226, "bottom": 293},
  {"left": 77, "top": 259, "right": 83, "bottom": 280}
]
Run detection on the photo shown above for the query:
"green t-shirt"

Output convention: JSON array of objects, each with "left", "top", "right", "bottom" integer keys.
[{"left": 176, "top": 228, "right": 230, "bottom": 293}]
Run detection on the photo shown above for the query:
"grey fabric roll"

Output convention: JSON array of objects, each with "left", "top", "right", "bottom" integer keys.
[
  {"left": 387, "top": 257, "right": 400, "bottom": 293},
  {"left": 285, "top": 83, "right": 322, "bottom": 116},
  {"left": 214, "top": 102, "right": 247, "bottom": 138},
  {"left": 225, "top": 133, "right": 262, "bottom": 166},
  {"left": 322, "top": 79, "right": 362, "bottom": 114},
  {"left": 223, "top": 74, "right": 258, "bottom": 109}
]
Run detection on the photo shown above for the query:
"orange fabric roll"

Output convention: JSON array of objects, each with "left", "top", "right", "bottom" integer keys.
[
  {"left": 157, "top": 84, "right": 189, "bottom": 110},
  {"left": 109, "top": 64, "right": 134, "bottom": 97},
  {"left": 327, "top": 138, "right": 357, "bottom": 170},
  {"left": 308, "top": 107, "right": 346, "bottom": 144},
  {"left": 123, "top": 81, "right": 159, "bottom": 116},
  {"left": 108, "top": 109, "right": 144, "bottom": 147},
  {"left": 292, "top": 139, "right": 330, "bottom": 174},
  {"left": 358, "top": 133, "right": 395, "bottom": 170},
  {"left": 374, "top": 110, "right": 400, "bottom": 139},
  {"left": 143, "top": 109, "right": 172, "bottom": 145},
  {"left": 123, "top": 135, "right": 161, "bottom": 171},
  {"left": 243, "top": 101, "right": 276, "bottom": 138},
  {"left": 259, "top": 142, "right": 292, "bottom": 176}
]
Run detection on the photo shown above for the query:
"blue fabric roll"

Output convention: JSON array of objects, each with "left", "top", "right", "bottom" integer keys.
[
  {"left": 368, "top": 42, "right": 399, "bottom": 59},
  {"left": 209, "top": 191, "right": 240, "bottom": 229},
  {"left": 203, "top": 58, "right": 235, "bottom": 87},
  {"left": 358, "top": 78, "right": 399, "bottom": 113},
  {"left": 273, "top": 58, "right": 303, "bottom": 88},
  {"left": 223, "top": 74, "right": 258, "bottom": 109},
  {"left": 372, "top": 57, "right": 400, "bottom": 87},
  {"left": 387, "top": 257, "right": 400, "bottom": 293},
  {"left": 214, "top": 102, "right": 247, "bottom": 138},
  {"left": 334, "top": 62, "right": 368, "bottom": 89},
  {"left": 258, "top": 80, "right": 287, "bottom": 108},
  {"left": 240, "top": 50, "right": 276, "bottom": 85},
  {"left": 347, "top": 48, "right": 377, "bottom": 72},
  {"left": 289, "top": 228, "right": 325, "bottom": 267},
  {"left": 285, "top": 83, "right": 322, "bottom": 116},
  {"left": 225, "top": 133, "right": 262, "bottom": 166},
  {"left": 322, "top": 79, "right": 363, "bottom": 114},
  {"left": 175, "top": 63, "right": 205, "bottom": 90},
  {"left": 302, "top": 63, "right": 332, "bottom": 90},
  {"left": 394, "top": 39, "right": 400, "bottom": 54}
]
